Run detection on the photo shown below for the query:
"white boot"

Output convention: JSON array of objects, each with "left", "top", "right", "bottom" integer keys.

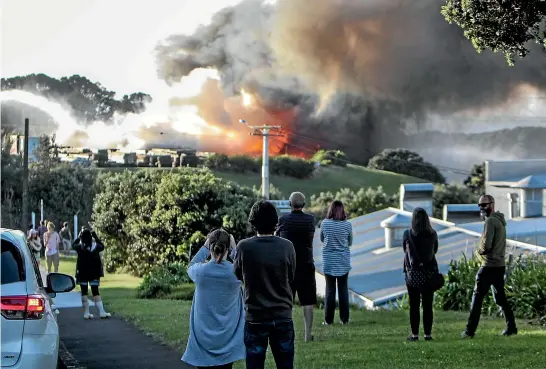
[
  {"left": 94, "top": 296, "right": 111, "bottom": 318},
  {"left": 82, "top": 296, "right": 94, "bottom": 319}
]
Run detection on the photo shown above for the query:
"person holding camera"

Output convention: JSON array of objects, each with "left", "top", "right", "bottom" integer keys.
[
  {"left": 182, "top": 228, "right": 245, "bottom": 369},
  {"left": 72, "top": 226, "right": 111, "bottom": 320}
]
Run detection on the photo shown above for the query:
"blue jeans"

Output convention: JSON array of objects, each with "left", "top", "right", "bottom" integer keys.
[{"left": 244, "top": 319, "right": 294, "bottom": 369}]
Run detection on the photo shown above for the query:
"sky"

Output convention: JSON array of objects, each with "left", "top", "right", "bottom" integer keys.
[{"left": 0, "top": 0, "right": 240, "bottom": 98}]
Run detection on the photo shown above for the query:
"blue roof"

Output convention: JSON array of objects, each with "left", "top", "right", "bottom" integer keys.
[
  {"left": 459, "top": 217, "right": 546, "bottom": 245},
  {"left": 444, "top": 204, "right": 480, "bottom": 212},
  {"left": 380, "top": 213, "right": 411, "bottom": 228},
  {"left": 510, "top": 174, "right": 546, "bottom": 189},
  {"left": 313, "top": 208, "right": 546, "bottom": 307},
  {"left": 400, "top": 183, "right": 434, "bottom": 192}
]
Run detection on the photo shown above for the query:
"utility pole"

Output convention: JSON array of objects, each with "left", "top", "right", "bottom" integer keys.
[
  {"left": 21, "top": 118, "right": 30, "bottom": 231},
  {"left": 239, "top": 120, "right": 284, "bottom": 200}
]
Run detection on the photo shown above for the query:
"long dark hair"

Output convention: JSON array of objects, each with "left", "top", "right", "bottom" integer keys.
[
  {"left": 326, "top": 200, "right": 347, "bottom": 221},
  {"left": 411, "top": 207, "right": 434, "bottom": 235},
  {"left": 207, "top": 228, "right": 231, "bottom": 264}
]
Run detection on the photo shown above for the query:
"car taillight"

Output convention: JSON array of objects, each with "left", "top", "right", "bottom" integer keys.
[{"left": 1, "top": 295, "right": 45, "bottom": 320}]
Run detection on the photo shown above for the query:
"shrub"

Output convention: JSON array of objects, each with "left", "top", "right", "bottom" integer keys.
[
  {"left": 93, "top": 168, "right": 256, "bottom": 276},
  {"left": 368, "top": 148, "right": 446, "bottom": 184},
  {"left": 269, "top": 155, "right": 315, "bottom": 179},
  {"left": 312, "top": 150, "right": 348, "bottom": 167},
  {"left": 436, "top": 253, "right": 546, "bottom": 320},
  {"left": 433, "top": 184, "right": 479, "bottom": 219},
  {"left": 204, "top": 153, "right": 229, "bottom": 170},
  {"left": 137, "top": 262, "right": 192, "bottom": 299},
  {"left": 229, "top": 155, "right": 260, "bottom": 173},
  {"left": 310, "top": 186, "right": 399, "bottom": 222}
]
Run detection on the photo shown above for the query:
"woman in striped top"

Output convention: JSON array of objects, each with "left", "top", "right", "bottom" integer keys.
[{"left": 320, "top": 200, "right": 353, "bottom": 325}]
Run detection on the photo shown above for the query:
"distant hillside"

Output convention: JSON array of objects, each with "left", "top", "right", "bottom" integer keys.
[
  {"left": 213, "top": 164, "right": 425, "bottom": 197},
  {"left": 403, "top": 126, "right": 546, "bottom": 182}
]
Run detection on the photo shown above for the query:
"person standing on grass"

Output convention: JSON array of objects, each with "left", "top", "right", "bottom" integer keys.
[
  {"left": 320, "top": 200, "right": 353, "bottom": 326},
  {"left": 461, "top": 195, "right": 517, "bottom": 339},
  {"left": 59, "top": 221, "right": 72, "bottom": 252},
  {"left": 43, "top": 222, "right": 61, "bottom": 273},
  {"left": 275, "top": 191, "right": 317, "bottom": 343},
  {"left": 182, "top": 228, "right": 245, "bottom": 369},
  {"left": 73, "top": 227, "right": 111, "bottom": 319},
  {"left": 234, "top": 200, "right": 297, "bottom": 369},
  {"left": 38, "top": 220, "right": 47, "bottom": 258},
  {"left": 403, "top": 207, "right": 439, "bottom": 341}
]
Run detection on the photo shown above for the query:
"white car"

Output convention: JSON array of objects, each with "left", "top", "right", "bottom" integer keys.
[{"left": 1, "top": 228, "right": 76, "bottom": 369}]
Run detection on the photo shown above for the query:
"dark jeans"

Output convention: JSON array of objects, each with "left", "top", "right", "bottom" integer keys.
[
  {"left": 244, "top": 319, "right": 294, "bottom": 369},
  {"left": 324, "top": 273, "right": 349, "bottom": 324},
  {"left": 198, "top": 364, "right": 232, "bottom": 369},
  {"left": 465, "top": 266, "right": 517, "bottom": 335},
  {"left": 407, "top": 285, "right": 434, "bottom": 336}
]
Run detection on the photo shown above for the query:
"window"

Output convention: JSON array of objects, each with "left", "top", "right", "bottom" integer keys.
[
  {"left": 28, "top": 246, "right": 44, "bottom": 288},
  {"left": 1, "top": 240, "right": 25, "bottom": 285}
]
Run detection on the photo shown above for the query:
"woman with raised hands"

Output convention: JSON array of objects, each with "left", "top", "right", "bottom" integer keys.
[{"left": 182, "top": 228, "right": 245, "bottom": 369}]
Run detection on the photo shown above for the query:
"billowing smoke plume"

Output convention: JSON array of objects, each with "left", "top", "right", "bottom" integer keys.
[{"left": 155, "top": 0, "right": 546, "bottom": 162}]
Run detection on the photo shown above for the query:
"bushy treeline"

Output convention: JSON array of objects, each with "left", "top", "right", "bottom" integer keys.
[
  {"left": 203, "top": 153, "right": 316, "bottom": 179},
  {"left": 92, "top": 168, "right": 257, "bottom": 276}
]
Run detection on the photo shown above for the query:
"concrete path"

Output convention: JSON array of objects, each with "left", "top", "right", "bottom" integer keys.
[{"left": 58, "top": 308, "right": 192, "bottom": 369}]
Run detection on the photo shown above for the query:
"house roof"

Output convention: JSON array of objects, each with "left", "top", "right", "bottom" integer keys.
[
  {"left": 400, "top": 183, "right": 434, "bottom": 192},
  {"left": 510, "top": 174, "right": 546, "bottom": 189},
  {"left": 313, "top": 207, "right": 546, "bottom": 307},
  {"left": 444, "top": 204, "right": 480, "bottom": 212}
]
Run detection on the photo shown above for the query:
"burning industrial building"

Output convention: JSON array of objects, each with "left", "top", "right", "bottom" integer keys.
[{"left": 2, "top": 0, "right": 545, "bottom": 168}]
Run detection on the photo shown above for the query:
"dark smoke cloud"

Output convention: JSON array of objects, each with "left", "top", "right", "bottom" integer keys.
[{"left": 155, "top": 0, "right": 546, "bottom": 162}]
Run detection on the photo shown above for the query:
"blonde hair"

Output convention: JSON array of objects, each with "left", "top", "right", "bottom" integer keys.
[{"left": 47, "top": 222, "right": 55, "bottom": 232}]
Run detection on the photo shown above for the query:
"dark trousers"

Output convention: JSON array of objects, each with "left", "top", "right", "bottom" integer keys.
[
  {"left": 198, "top": 364, "right": 232, "bottom": 369},
  {"left": 324, "top": 273, "right": 349, "bottom": 324},
  {"left": 244, "top": 319, "right": 294, "bottom": 369},
  {"left": 407, "top": 285, "right": 434, "bottom": 336},
  {"left": 465, "top": 266, "right": 517, "bottom": 335}
]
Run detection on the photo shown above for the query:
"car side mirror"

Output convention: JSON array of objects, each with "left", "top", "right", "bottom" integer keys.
[{"left": 46, "top": 273, "right": 76, "bottom": 294}]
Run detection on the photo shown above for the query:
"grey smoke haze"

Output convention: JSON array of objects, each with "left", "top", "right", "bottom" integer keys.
[{"left": 154, "top": 0, "right": 546, "bottom": 164}]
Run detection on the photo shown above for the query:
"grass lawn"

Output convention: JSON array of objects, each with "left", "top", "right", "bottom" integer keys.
[
  {"left": 57, "top": 258, "right": 546, "bottom": 369},
  {"left": 213, "top": 164, "right": 424, "bottom": 197},
  {"left": 93, "top": 164, "right": 424, "bottom": 197}
]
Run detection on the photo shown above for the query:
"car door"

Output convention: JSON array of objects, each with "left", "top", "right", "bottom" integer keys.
[{"left": 1, "top": 238, "right": 27, "bottom": 367}]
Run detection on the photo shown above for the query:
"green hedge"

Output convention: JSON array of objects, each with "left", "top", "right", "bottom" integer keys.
[
  {"left": 311, "top": 150, "right": 348, "bottom": 167},
  {"left": 435, "top": 253, "right": 546, "bottom": 320},
  {"left": 137, "top": 263, "right": 193, "bottom": 299},
  {"left": 204, "top": 153, "right": 315, "bottom": 179}
]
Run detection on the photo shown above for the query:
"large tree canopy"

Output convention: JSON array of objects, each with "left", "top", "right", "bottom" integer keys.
[
  {"left": 442, "top": 0, "right": 546, "bottom": 65},
  {"left": 1, "top": 73, "right": 152, "bottom": 123}
]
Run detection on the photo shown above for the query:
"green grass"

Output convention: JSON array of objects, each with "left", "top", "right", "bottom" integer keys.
[
  {"left": 92, "top": 164, "right": 424, "bottom": 196},
  {"left": 57, "top": 258, "right": 546, "bottom": 368},
  {"left": 213, "top": 164, "right": 424, "bottom": 196}
]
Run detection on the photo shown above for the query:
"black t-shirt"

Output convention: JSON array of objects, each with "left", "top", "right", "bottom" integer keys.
[
  {"left": 276, "top": 210, "right": 316, "bottom": 266},
  {"left": 234, "top": 235, "right": 296, "bottom": 322}
]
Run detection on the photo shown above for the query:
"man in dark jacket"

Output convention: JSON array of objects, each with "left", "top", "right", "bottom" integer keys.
[
  {"left": 234, "top": 200, "right": 297, "bottom": 369},
  {"left": 462, "top": 195, "right": 517, "bottom": 338},
  {"left": 275, "top": 192, "right": 316, "bottom": 342}
]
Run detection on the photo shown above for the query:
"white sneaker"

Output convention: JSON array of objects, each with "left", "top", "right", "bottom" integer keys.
[
  {"left": 84, "top": 313, "right": 94, "bottom": 320},
  {"left": 100, "top": 312, "right": 111, "bottom": 319}
]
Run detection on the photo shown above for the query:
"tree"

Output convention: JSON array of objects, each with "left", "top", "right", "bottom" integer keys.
[
  {"left": 432, "top": 184, "right": 479, "bottom": 219},
  {"left": 464, "top": 163, "right": 486, "bottom": 195},
  {"left": 1, "top": 73, "right": 152, "bottom": 124},
  {"left": 368, "top": 149, "right": 446, "bottom": 184},
  {"left": 32, "top": 134, "right": 60, "bottom": 171},
  {"left": 1, "top": 134, "right": 23, "bottom": 228},
  {"left": 442, "top": 0, "right": 546, "bottom": 65},
  {"left": 92, "top": 168, "right": 256, "bottom": 276}
]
